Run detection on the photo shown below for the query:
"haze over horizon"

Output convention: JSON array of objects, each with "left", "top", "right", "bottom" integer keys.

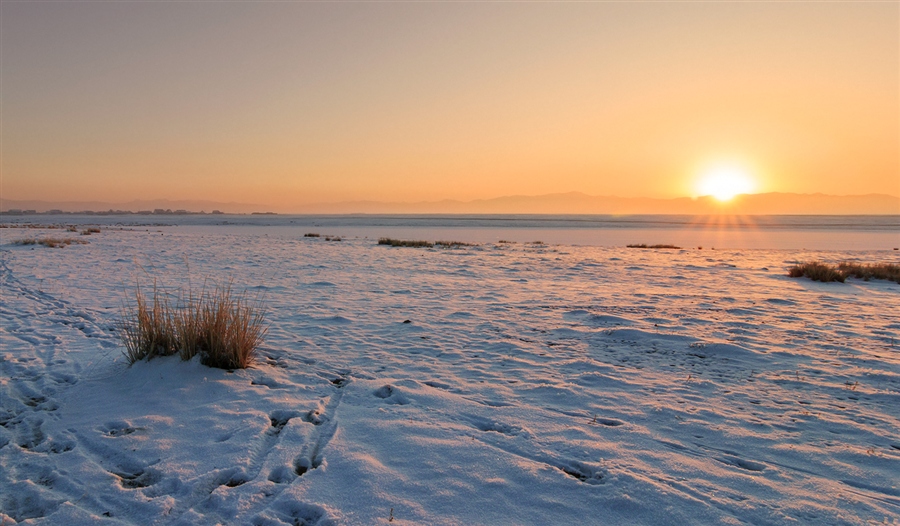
[
  {"left": 2, "top": 3, "right": 897, "bottom": 209},
  {"left": 3, "top": 190, "right": 899, "bottom": 216}
]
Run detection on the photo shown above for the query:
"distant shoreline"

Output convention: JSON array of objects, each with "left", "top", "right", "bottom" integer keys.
[{"left": 3, "top": 210, "right": 900, "bottom": 218}]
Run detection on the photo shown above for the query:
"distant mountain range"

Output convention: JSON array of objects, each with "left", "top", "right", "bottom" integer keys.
[
  {"left": 2, "top": 192, "right": 899, "bottom": 215},
  {"left": 302, "top": 192, "right": 900, "bottom": 215}
]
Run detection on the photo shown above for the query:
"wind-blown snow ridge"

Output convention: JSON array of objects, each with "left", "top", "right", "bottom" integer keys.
[{"left": 1, "top": 226, "right": 898, "bottom": 525}]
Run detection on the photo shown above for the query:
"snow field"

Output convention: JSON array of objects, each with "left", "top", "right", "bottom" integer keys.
[{"left": 1, "top": 226, "right": 898, "bottom": 524}]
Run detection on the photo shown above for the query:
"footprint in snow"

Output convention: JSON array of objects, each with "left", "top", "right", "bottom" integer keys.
[
  {"left": 114, "top": 468, "right": 162, "bottom": 489},
  {"left": 267, "top": 466, "right": 296, "bottom": 485},
  {"left": 15, "top": 417, "right": 45, "bottom": 450},
  {"left": 99, "top": 421, "right": 138, "bottom": 437},
  {"left": 302, "top": 409, "right": 326, "bottom": 426},
  {"left": 294, "top": 456, "right": 312, "bottom": 477},
  {"left": 467, "top": 415, "right": 531, "bottom": 437},
  {"left": 589, "top": 416, "right": 624, "bottom": 427},
  {"left": 373, "top": 385, "right": 410, "bottom": 405},
  {"left": 268, "top": 410, "right": 299, "bottom": 436},
  {"left": 254, "top": 500, "right": 331, "bottom": 526},
  {"left": 557, "top": 460, "right": 605, "bottom": 485},
  {"left": 718, "top": 455, "right": 766, "bottom": 473}
]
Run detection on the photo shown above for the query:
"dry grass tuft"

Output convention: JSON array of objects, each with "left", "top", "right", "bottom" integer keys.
[
  {"left": 81, "top": 228, "right": 101, "bottom": 235},
  {"left": 435, "top": 240, "right": 475, "bottom": 248},
  {"left": 13, "top": 237, "right": 89, "bottom": 248},
  {"left": 120, "top": 282, "right": 266, "bottom": 369},
  {"left": 378, "top": 238, "right": 474, "bottom": 248},
  {"left": 175, "top": 283, "right": 266, "bottom": 369},
  {"left": 120, "top": 283, "right": 178, "bottom": 362},
  {"left": 837, "top": 262, "right": 900, "bottom": 284},
  {"left": 788, "top": 262, "right": 845, "bottom": 282},
  {"left": 304, "top": 233, "right": 320, "bottom": 238},
  {"left": 788, "top": 261, "right": 900, "bottom": 284},
  {"left": 378, "top": 238, "right": 433, "bottom": 248},
  {"left": 627, "top": 244, "right": 682, "bottom": 249}
]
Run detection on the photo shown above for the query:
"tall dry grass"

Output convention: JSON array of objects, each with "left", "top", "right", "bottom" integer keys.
[
  {"left": 120, "top": 283, "right": 178, "bottom": 362},
  {"left": 788, "top": 261, "right": 900, "bottom": 284},
  {"left": 837, "top": 262, "right": 900, "bottom": 284},
  {"left": 788, "top": 262, "right": 845, "bottom": 282},
  {"left": 120, "top": 282, "right": 266, "bottom": 369}
]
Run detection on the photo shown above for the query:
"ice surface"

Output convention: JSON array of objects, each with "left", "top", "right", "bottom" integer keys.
[{"left": 1, "top": 225, "right": 898, "bottom": 524}]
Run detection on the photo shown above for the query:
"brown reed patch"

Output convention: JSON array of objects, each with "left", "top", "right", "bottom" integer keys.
[
  {"left": 837, "top": 262, "right": 900, "bottom": 284},
  {"left": 787, "top": 262, "right": 845, "bottom": 283},
  {"left": 435, "top": 240, "right": 476, "bottom": 248},
  {"left": 626, "top": 244, "right": 682, "bottom": 249},
  {"left": 378, "top": 238, "right": 433, "bottom": 248},
  {"left": 120, "top": 282, "right": 266, "bottom": 369},
  {"left": 788, "top": 261, "right": 900, "bottom": 284},
  {"left": 13, "top": 237, "right": 88, "bottom": 248}
]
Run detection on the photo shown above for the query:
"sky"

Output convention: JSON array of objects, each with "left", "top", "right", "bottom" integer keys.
[{"left": 2, "top": 2, "right": 898, "bottom": 210}]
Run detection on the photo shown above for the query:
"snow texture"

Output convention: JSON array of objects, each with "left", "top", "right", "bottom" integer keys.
[{"left": 1, "top": 224, "right": 898, "bottom": 525}]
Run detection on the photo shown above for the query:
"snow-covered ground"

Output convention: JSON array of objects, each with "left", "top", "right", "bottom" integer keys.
[{"left": 1, "top": 225, "right": 898, "bottom": 525}]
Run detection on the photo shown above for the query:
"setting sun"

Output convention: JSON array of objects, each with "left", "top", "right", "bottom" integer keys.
[{"left": 697, "top": 166, "right": 755, "bottom": 201}]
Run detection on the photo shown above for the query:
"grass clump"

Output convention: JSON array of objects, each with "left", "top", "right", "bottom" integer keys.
[
  {"left": 788, "top": 261, "right": 900, "bottom": 284},
  {"left": 627, "top": 244, "right": 682, "bottom": 249},
  {"left": 378, "top": 238, "right": 433, "bottom": 248},
  {"left": 81, "top": 228, "right": 101, "bottom": 235},
  {"left": 305, "top": 232, "right": 341, "bottom": 241},
  {"left": 435, "top": 240, "right": 475, "bottom": 248},
  {"left": 837, "top": 262, "right": 900, "bottom": 284},
  {"left": 788, "top": 262, "right": 845, "bottom": 282},
  {"left": 13, "top": 237, "right": 88, "bottom": 248},
  {"left": 120, "top": 283, "right": 178, "bottom": 362},
  {"left": 120, "top": 282, "right": 266, "bottom": 369}
]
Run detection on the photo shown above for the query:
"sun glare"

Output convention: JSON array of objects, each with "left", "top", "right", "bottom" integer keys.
[{"left": 698, "top": 166, "right": 755, "bottom": 201}]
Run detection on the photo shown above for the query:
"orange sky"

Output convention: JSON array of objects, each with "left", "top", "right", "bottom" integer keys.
[{"left": 2, "top": 2, "right": 898, "bottom": 210}]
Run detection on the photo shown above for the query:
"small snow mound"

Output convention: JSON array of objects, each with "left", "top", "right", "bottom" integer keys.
[
  {"left": 693, "top": 342, "right": 758, "bottom": 359},
  {"left": 317, "top": 315, "right": 352, "bottom": 324},
  {"left": 562, "top": 309, "right": 591, "bottom": 319},
  {"left": 586, "top": 314, "right": 635, "bottom": 326},
  {"left": 306, "top": 281, "right": 337, "bottom": 288}
]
